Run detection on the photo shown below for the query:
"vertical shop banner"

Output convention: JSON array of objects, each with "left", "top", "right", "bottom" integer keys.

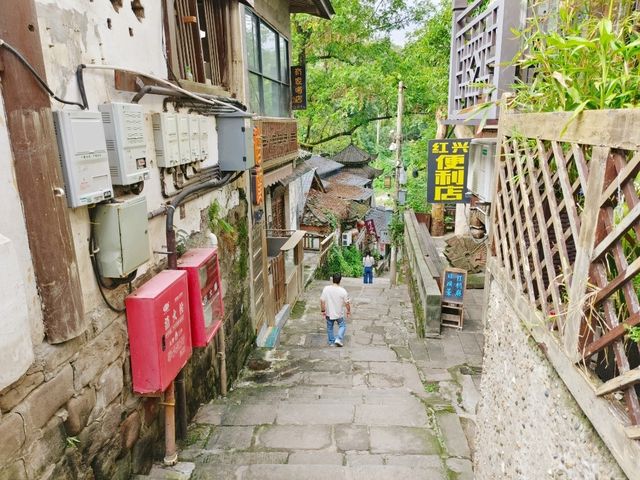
[
  {"left": 426, "top": 139, "right": 471, "bottom": 203},
  {"left": 291, "top": 65, "right": 307, "bottom": 110},
  {"left": 364, "top": 219, "right": 377, "bottom": 236}
]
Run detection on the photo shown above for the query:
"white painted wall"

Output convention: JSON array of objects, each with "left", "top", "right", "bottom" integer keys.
[
  {"left": 33, "top": 1, "right": 246, "bottom": 315},
  {"left": 0, "top": 95, "right": 44, "bottom": 346},
  {"left": 0, "top": 235, "right": 35, "bottom": 389},
  {"left": 288, "top": 177, "right": 303, "bottom": 230}
]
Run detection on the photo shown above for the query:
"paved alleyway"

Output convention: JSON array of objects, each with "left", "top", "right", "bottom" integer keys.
[{"left": 141, "top": 276, "right": 484, "bottom": 480}]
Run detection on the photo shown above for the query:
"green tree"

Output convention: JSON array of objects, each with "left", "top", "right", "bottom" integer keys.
[{"left": 292, "top": 1, "right": 452, "bottom": 212}]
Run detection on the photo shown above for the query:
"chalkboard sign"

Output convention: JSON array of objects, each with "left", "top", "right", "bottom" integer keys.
[{"left": 442, "top": 268, "right": 467, "bottom": 305}]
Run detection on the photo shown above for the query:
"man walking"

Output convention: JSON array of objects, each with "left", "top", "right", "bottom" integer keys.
[{"left": 320, "top": 273, "right": 351, "bottom": 347}]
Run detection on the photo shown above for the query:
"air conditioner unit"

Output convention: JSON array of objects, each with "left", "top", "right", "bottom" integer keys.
[
  {"left": 469, "top": 139, "right": 497, "bottom": 202},
  {"left": 341, "top": 232, "right": 352, "bottom": 247}
]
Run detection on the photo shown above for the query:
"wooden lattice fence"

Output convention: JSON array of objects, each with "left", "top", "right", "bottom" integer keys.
[{"left": 490, "top": 109, "right": 640, "bottom": 475}]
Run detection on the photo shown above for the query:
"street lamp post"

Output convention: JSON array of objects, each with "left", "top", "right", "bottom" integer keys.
[{"left": 389, "top": 81, "right": 404, "bottom": 287}]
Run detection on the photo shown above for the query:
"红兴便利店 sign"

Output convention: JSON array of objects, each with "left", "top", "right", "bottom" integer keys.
[
  {"left": 290, "top": 65, "right": 306, "bottom": 110},
  {"left": 426, "top": 139, "right": 471, "bottom": 203}
]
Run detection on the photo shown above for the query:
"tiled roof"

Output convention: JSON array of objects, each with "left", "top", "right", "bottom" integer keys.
[
  {"left": 305, "top": 155, "right": 344, "bottom": 178},
  {"left": 332, "top": 144, "right": 375, "bottom": 165},
  {"left": 342, "top": 165, "right": 383, "bottom": 180},
  {"left": 327, "top": 183, "right": 373, "bottom": 202},
  {"left": 302, "top": 189, "right": 351, "bottom": 226},
  {"left": 329, "top": 172, "right": 371, "bottom": 187},
  {"left": 278, "top": 163, "right": 314, "bottom": 186}
]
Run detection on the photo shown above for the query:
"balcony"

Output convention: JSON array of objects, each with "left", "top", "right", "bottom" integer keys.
[
  {"left": 447, "top": 0, "right": 523, "bottom": 124},
  {"left": 254, "top": 117, "right": 299, "bottom": 171}
]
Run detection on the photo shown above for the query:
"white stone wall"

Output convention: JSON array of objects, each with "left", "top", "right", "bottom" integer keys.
[
  {"left": 475, "top": 278, "right": 626, "bottom": 479},
  {"left": 32, "top": 0, "right": 245, "bottom": 316}
]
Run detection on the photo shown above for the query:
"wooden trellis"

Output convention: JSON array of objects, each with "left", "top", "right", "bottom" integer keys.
[{"left": 491, "top": 110, "right": 640, "bottom": 438}]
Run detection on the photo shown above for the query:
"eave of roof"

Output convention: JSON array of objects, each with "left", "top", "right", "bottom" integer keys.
[{"left": 289, "top": 0, "right": 334, "bottom": 19}]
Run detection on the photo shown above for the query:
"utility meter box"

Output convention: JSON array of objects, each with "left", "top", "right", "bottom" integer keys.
[
  {"left": 99, "top": 103, "right": 150, "bottom": 186},
  {"left": 152, "top": 113, "right": 180, "bottom": 168},
  {"left": 125, "top": 270, "right": 192, "bottom": 395},
  {"left": 178, "top": 248, "right": 224, "bottom": 347},
  {"left": 176, "top": 114, "right": 192, "bottom": 165},
  {"left": 217, "top": 114, "right": 254, "bottom": 172},
  {"left": 94, "top": 195, "right": 150, "bottom": 278},
  {"left": 188, "top": 115, "right": 200, "bottom": 161},
  {"left": 53, "top": 110, "right": 113, "bottom": 208},
  {"left": 198, "top": 116, "right": 210, "bottom": 162}
]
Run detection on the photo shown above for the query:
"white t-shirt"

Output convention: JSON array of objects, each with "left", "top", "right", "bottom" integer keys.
[
  {"left": 363, "top": 255, "right": 375, "bottom": 267},
  {"left": 320, "top": 284, "right": 350, "bottom": 320}
]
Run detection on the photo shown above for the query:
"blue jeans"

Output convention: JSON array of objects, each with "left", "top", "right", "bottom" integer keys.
[
  {"left": 326, "top": 317, "right": 346, "bottom": 344},
  {"left": 363, "top": 266, "right": 373, "bottom": 284}
]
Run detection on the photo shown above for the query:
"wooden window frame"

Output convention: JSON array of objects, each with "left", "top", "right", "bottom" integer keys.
[
  {"left": 244, "top": 9, "right": 291, "bottom": 117},
  {"left": 165, "top": 0, "right": 233, "bottom": 89}
]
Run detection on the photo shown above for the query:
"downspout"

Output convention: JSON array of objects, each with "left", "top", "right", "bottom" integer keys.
[{"left": 163, "top": 171, "right": 237, "bottom": 462}]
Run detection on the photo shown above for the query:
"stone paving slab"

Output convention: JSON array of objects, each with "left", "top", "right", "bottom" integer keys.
[
  {"left": 369, "top": 426, "right": 438, "bottom": 454},
  {"left": 256, "top": 425, "right": 332, "bottom": 450},
  {"left": 205, "top": 426, "right": 254, "bottom": 450},
  {"left": 354, "top": 403, "right": 428, "bottom": 427},
  {"left": 276, "top": 403, "right": 355, "bottom": 424},
  {"left": 221, "top": 404, "right": 277, "bottom": 426},
  {"left": 161, "top": 277, "right": 484, "bottom": 480}
]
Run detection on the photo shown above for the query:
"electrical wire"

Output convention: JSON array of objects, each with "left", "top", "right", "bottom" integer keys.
[
  {"left": 88, "top": 207, "right": 136, "bottom": 313},
  {"left": 77, "top": 63, "right": 246, "bottom": 113},
  {"left": 0, "top": 39, "right": 86, "bottom": 109}
]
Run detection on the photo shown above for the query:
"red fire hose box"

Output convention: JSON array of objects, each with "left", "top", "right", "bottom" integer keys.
[
  {"left": 177, "top": 248, "right": 224, "bottom": 347},
  {"left": 125, "top": 270, "right": 192, "bottom": 395}
]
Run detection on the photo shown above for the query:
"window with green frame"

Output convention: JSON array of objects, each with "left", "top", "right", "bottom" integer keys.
[{"left": 244, "top": 10, "right": 290, "bottom": 117}]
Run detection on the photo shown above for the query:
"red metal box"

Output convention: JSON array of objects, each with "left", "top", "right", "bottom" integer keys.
[
  {"left": 177, "top": 248, "right": 224, "bottom": 347},
  {"left": 125, "top": 270, "right": 192, "bottom": 395}
]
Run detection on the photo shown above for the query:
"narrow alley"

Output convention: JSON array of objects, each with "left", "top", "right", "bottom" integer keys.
[{"left": 140, "top": 276, "right": 483, "bottom": 479}]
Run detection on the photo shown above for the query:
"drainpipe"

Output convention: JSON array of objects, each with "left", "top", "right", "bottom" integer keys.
[
  {"left": 218, "top": 321, "right": 228, "bottom": 396},
  {"left": 162, "top": 383, "right": 177, "bottom": 465},
  {"left": 163, "top": 172, "right": 237, "bottom": 452}
]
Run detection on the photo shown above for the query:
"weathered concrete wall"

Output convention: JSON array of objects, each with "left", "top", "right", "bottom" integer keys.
[
  {"left": 0, "top": 2, "right": 257, "bottom": 479},
  {"left": 403, "top": 211, "right": 441, "bottom": 337},
  {"left": 475, "top": 279, "right": 626, "bottom": 479}
]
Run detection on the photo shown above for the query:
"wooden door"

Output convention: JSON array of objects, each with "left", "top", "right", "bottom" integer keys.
[
  {"left": 271, "top": 186, "right": 286, "bottom": 230},
  {"left": 269, "top": 253, "right": 286, "bottom": 315}
]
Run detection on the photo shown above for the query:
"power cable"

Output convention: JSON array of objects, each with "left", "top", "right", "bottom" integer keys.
[
  {"left": 0, "top": 39, "right": 86, "bottom": 109},
  {"left": 77, "top": 64, "right": 247, "bottom": 113}
]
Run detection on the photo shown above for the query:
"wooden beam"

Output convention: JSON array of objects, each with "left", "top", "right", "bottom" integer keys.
[
  {"left": 593, "top": 256, "right": 640, "bottom": 306},
  {"left": 592, "top": 202, "right": 640, "bottom": 261},
  {"left": 0, "top": 0, "right": 85, "bottom": 343},
  {"left": 563, "top": 147, "right": 608, "bottom": 361},
  {"left": 581, "top": 311, "right": 640, "bottom": 360},
  {"left": 625, "top": 426, "right": 640, "bottom": 440},
  {"left": 501, "top": 110, "right": 640, "bottom": 150},
  {"left": 596, "top": 368, "right": 640, "bottom": 397}
]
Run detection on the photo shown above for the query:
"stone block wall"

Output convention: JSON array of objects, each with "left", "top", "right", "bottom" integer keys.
[
  {"left": 475, "top": 279, "right": 626, "bottom": 479},
  {"left": 0, "top": 193, "right": 253, "bottom": 480}
]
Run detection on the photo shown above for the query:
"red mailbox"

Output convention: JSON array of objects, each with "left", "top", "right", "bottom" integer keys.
[
  {"left": 177, "top": 248, "right": 224, "bottom": 347},
  {"left": 125, "top": 270, "right": 192, "bottom": 395}
]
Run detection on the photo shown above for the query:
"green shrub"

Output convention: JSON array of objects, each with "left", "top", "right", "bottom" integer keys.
[{"left": 317, "top": 244, "right": 365, "bottom": 278}]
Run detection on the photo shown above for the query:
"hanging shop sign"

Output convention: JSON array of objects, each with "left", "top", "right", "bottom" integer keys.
[
  {"left": 251, "top": 166, "right": 264, "bottom": 205},
  {"left": 426, "top": 139, "right": 471, "bottom": 203},
  {"left": 365, "top": 219, "right": 377, "bottom": 236},
  {"left": 291, "top": 65, "right": 307, "bottom": 110},
  {"left": 442, "top": 267, "right": 467, "bottom": 305}
]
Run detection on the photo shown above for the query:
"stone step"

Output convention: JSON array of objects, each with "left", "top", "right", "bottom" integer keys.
[{"left": 190, "top": 463, "right": 444, "bottom": 480}]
